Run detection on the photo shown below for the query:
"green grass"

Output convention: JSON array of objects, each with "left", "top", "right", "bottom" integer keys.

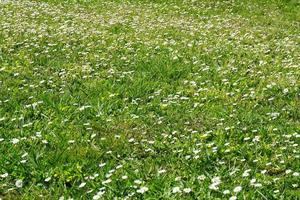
[{"left": 0, "top": 0, "right": 299, "bottom": 199}]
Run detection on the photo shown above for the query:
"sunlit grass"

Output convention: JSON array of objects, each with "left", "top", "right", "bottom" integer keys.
[{"left": 0, "top": 0, "right": 299, "bottom": 199}]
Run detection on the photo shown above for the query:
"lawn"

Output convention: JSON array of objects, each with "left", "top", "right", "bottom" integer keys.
[{"left": 0, "top": 0, "right": 299, "bottom": 199}]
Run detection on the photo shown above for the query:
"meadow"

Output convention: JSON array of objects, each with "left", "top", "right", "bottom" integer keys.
[{"left": 0, "top": 0, "right": 299, "bottom": 199}]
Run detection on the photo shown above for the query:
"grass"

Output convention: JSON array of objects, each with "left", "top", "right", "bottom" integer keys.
[{"left": 0, "top": 0, "right": 299, "bottom": 199}]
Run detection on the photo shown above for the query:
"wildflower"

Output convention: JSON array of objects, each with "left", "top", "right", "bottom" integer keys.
[
  {"left": 261, "top": 170, "right": 267, "bottom": 174},
  {"left": 42, "top": 140, "right": 48, "bottom": 144},
  {"left": 223, "top": 190, "right": 230, "bottom": 194},
  {"left": 250, "top": 179, "right": 256, "bottom": 184},
  {"left": 102, "top": 179, "right": 111, "bottom": 184},
  {"left": 283, "top": 88, "right": 289, "bottom": 94},
  {"left": 79, "top": 182, "right": 86, "bottom": 188},
  {"left": 0, "top": 173, "right": 8, "bottom": 178},
  {"left": 44, "top": 177, "right": 51, "bottom": 182},
  {"left": 254, "top": 183, "right": 262, "bottom": 187},
  {"left": 209, "top": 176, "right": 221, "bottom": 190},
  {"left": 134, "top": 180, "right": 142, "bottom": 185},
  {"left": 172, "top": 186, "right": 181, "bottom": 193},
  {"left": 128, "top": 138, "right": 135, "bottom": 142},
  {"left": 99, "top": 163, "right": 106, "bottom": 168},
  {"left": 21, "top": 160, "right": 27, "bottom": 164},
  {"left": 92, "top": 193, "right": 103, "bottom": 200},
  {"left": 183, "top": 188, "right": 192, "bottom": 193},
  {"left": 292, "top": 172, "right": 299, "bottom": 177},
  {"left": 229, "top": 196, "right": 237, "bottom": 200},
  {"left": 137, "top": 186, "right": 148, "bottom": 194},
  {"left": 233, "top": 186, "right": 242, "bottom": 193},
  {"left": 242, "top": 169, "right": 251, "bottom": 177},
  {"left": 116, "top": 165, "right": 123, "bottom": 169},
  {"left": 209, "top": 184, "right": 219, "bottom": 190},
  {"left": 212, "top": 177, "right": 221, "bottom": 184},
  {"left": 197, "top": 175, "right": 206, "bottom": 181},
  {"left": 93, "top": 190, "right": 105, "bottom": 199},
  {"left": 15, "top": 179, "right": 23, "bottom": 188},
  {"left": 79, "top": 105, "right": 91, "bottom": 111},
  {"left": 11, "top": 138, "right": 20, "bottom": 144}
]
